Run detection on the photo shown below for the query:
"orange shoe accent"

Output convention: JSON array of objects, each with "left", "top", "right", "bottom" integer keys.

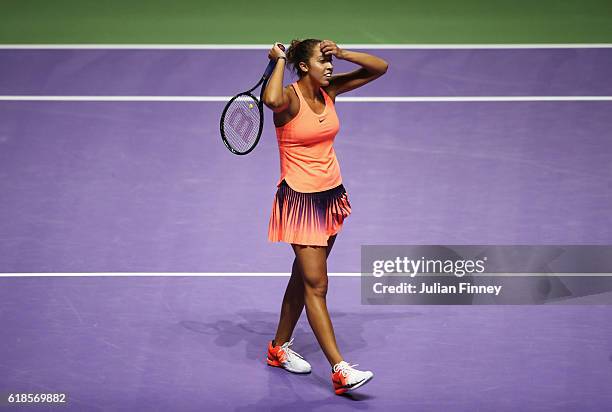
[
  {"left": 266, "top": 340, "right": 287, "bottom": 368},
  {"left": 265, "top": 338, "right": 312, "bottom": 373},
  {"left": 331, "top": 361, "right": 374, "bottom": 394},
  {"left": 331, "top": 370, "right": 349, "bottom": 394}
]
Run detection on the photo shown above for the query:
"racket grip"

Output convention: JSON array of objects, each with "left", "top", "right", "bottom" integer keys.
[
  {"left": 264, "top": 43, "right": 286, "bottom": 78},
  {"left": 263, "top": 59, "right": 277, "bottom": 78}
]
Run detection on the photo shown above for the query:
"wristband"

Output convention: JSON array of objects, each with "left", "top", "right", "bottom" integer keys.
[{"left": 277, "top": 56, "right": 287, "bottom": 62}]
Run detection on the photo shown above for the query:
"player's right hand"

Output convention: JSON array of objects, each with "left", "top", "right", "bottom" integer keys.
[{"left": 268, "top": 43, "right": 286, "bottom": 60}]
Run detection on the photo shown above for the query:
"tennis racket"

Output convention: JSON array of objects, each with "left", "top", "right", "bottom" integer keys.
[{"left": 220, "top": 43, "right": 286, "bottom": 155}]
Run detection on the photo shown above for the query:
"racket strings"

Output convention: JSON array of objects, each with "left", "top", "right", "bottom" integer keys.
[{"left": 222, "top": 95, "right": 262, "bottom": 153}]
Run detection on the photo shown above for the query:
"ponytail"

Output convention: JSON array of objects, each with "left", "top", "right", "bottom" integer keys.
[{"left": 285, "top": 38, "right": 322, "bottom": 77}]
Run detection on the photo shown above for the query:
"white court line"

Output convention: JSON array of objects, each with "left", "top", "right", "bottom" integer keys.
[
  {"left": 0, "top": 44, "right": 612, "bottom": 49},
  {"left": 1, "top": 95, "right": 612, "bottom": 102},
  {"left": 1, "top": 272, "right": 611, "bottom": 277},
  {"left": 0, "top": 272, "right": 357, "bottom": 277}
]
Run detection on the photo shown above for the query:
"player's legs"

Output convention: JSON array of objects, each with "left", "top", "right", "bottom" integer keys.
[
  {"left": 292, "top": 235, "right": 343, "bottom": 366},
  {"left": 273, "top": 258, "right": 304, "bottom": 345},
  {"left": 273, "top": 235, "right": 336, "bottom": 345}
]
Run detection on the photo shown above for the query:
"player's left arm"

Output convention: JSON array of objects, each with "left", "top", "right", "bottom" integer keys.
[{"left": 321, "top": 40, "right": 389, "bottom": 100}]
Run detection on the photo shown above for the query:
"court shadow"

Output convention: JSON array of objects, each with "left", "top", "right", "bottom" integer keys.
[
  {"left": 181, "top": 308, "right": 420, "bottom": 407},
  {"left": 232, "top": 357, "right": 375, "bottom": 411},
  {"left": 339, "top": 392, "right": 375, "bottom": 401},
  {"left": 180, "top": 317, "right": 310, "bottom": 361},
  {"left": 182, "top": 308, "right": 420, "bottom": 358},
  {"left": 233, "top": 392, "right": 373, "bottom": 412}
]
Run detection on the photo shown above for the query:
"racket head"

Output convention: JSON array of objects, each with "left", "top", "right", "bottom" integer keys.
[{"left": 219, "top": 92, "right": 264, "bottom": 155}]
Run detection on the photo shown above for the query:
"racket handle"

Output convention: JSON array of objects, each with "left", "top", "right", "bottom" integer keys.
[
  {"left": 263, "top": 59, "right": 276, "bottom": 78},
  {"left": 264, "top": 43, "right": 286, "bottom": 78}
]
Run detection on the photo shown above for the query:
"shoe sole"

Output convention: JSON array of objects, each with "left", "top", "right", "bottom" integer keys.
[
  {"left": 334, "top": 374, "right": 374, "bottom": 395},
  {"left": 267, "top": 358, "right": 311, "bottom": 374}
]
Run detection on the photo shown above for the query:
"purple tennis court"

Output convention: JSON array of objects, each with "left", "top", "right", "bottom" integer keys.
[{"left": 1, "top": 47, "right": 612, "bottom": 410}]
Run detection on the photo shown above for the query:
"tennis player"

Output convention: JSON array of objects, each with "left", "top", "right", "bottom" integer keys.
[{"left": 262, "top": 39, "right": 388, "bottom": 394}]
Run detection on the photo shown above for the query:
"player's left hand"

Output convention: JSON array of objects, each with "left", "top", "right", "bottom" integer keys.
[{"left": 320, "top": 40, "right": 345, "bottom": 59}]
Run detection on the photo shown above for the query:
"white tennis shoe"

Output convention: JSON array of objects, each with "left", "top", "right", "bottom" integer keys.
[
  {"left": 331, "top": 361, "right": 374, "bottom": 394},
  {"left": 266, "top": 338, "right": 312, "bottom": 374}
]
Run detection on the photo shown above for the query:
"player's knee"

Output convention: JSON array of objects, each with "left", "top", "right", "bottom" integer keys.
[{"left": 305, "top": 278, "right": 328, "bottom": 298}]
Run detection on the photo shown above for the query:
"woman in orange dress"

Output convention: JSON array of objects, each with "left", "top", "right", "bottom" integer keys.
[{"left": 262, "top": 39, "right": 388, "bottom": 394}]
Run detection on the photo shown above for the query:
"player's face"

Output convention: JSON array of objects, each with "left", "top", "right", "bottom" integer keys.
[{"left": 306, "top": 45, "right": 333, "bottom": 86}]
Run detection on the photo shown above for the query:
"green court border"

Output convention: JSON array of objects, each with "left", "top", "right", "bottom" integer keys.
[{"left": 1, "top": 0, "right": 612, "bottom": 44}]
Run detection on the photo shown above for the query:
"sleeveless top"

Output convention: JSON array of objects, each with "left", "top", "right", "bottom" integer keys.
[{"left": 274, "top": 82, "right": 342, "bottom": 193}]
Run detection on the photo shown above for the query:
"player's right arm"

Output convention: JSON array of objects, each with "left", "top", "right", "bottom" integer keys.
[{"left": 262, "top": 43, "right": 292, "bottom": 113}]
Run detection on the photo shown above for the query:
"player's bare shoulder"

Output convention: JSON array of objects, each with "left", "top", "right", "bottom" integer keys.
[
  {"left": 273, "top": 84, "right": 300, "bottom": 127},
  {"left": 323, "top": 82, "right": 338, "bottom": 103}
]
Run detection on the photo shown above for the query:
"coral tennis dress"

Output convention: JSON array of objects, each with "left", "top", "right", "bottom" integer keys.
[{"left": 268, "top": 82, "right": 351, "bottom": 246}]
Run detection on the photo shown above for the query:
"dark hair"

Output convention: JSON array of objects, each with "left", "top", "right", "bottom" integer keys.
[{"left": 285, "top": 39, "right": 322, "bottom": 78}]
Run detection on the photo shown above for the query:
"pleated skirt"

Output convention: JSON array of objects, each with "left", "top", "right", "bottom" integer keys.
[{"left": 268, "top": 180, "right": 352, "bottom": 246}]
